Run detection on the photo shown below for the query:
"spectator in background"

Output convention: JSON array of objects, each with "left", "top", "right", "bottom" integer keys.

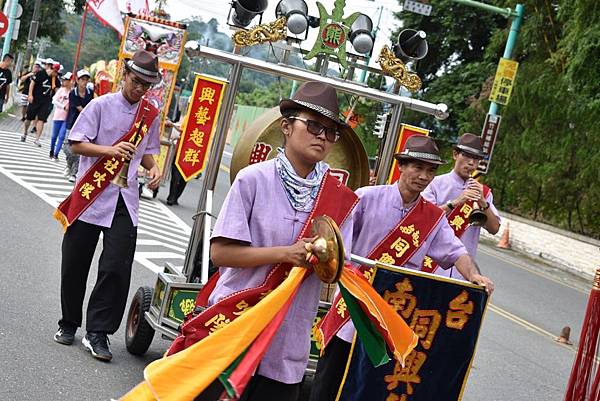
[
  {"left": 22, "top": 61, "right": 60, "bottom": 145},
  {"left": 18, "top": 61, "right": 41, "bottom": 121},
  {"left": 49, "top": 72, "right": 73, "bottom": 161},
  {"left": 63, "top": 69, "right": 94, "bottom": 182},
  {"left": 0, "top": 53, "right": 14, "bottom": 113}
]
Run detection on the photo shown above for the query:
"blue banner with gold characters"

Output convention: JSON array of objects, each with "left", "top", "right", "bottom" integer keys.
[{"left": 336, "top": 265, "right": 489, "bottom": 401}]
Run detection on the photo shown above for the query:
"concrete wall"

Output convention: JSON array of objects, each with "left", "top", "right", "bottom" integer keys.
[{"left": 481, "top": 212, "right": 600, "bottom": 279}]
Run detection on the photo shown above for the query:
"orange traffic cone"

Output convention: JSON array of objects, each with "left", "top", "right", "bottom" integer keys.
[{"left": 497, "top": 222, "right": 511, "bottom": 249}]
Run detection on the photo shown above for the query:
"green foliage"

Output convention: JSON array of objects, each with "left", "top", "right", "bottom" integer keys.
[
  {"left": 11, "top": 0, "right": 85, "bottom": 51},
  {"left": 395, "top": 0, "right": 600, "bottom": 237},
  {"left": 43, "top": 11, "right": 120, "bottom": 71}
]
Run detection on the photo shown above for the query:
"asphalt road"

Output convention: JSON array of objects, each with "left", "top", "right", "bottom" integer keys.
[{"left": 0, "top": 136, "right": 591, "bottom": 401}]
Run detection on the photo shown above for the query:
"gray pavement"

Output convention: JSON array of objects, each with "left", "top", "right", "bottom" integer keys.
[{"left": 0, "top": 112, "right": 591, "bottom": 401}]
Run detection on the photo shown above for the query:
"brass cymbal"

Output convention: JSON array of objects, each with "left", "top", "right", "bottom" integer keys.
[{"left": 308, "top": 216, "right": 345, "bottom": 283}]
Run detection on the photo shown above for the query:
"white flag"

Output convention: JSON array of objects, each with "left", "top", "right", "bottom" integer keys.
[
  {"left": 123, "top": 0, "right": 150, "bottom": 15},
  {"left": 87, "top": 0, "right": 124, "bottom": 36}
]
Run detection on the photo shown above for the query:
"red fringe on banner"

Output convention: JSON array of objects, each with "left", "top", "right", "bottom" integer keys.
[{"left": 564, "top": 268, "right": 600, "bottom": 401}]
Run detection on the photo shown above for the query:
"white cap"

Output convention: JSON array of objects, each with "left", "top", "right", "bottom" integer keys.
[
  {"left": 62, "top": 72, "right": 73, "bottom": 80},
  {"left": 34, "top": 59, "right": 43, "bottom": 67},
  {"left": 45, "top": 57, "right": 55, "bottom": 64},
  {"left": 77, "top": 69, "right": 91, "bottom": 79}
]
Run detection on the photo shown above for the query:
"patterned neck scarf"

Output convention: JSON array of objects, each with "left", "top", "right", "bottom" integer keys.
[{"left": 275, "top": 147, "right": 329, "bottom": 212}]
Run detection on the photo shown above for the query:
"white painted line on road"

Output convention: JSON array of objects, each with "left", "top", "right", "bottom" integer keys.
[
  {"left": 19, "top": 177, "right": 73, "bottom": 184},
  {"left": 139, "top": 213, "right": 184, "bottom": 231},
  {"left": 138, "top": 223, "right": 189, "bottom": 243},
  {"left": 30, "top": 182, "right": 73, "bottom": 190},
  {"left": 0, "top": 163, "right": 64, "bottom": 173},
  {"left": 0, "top": 164, "right": 60, "bottom": 206},
  {"left": 224, "top": 150, "right": 232, "bottom": 158},
  {"left": 138, "top": 229, "right": 189, "bottom": 248},
  {"left": 134, "top": 251, "right": 185, "bottom": 274},
  {"left": 12, "top": 170, "right": 65, "bottom": 177},
  {"left": 136, "top": 239, "right": 187, "bottom": 253},
  {"left": 138, "top": 218, "right": 189, "bottom": 238}
]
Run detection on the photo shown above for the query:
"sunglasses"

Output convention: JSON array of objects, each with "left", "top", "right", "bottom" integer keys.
[
  {"left": 129, "top": 75, "right": 153, "bottom": 90},
  {"left": 287, "top": 116, "right": 340, "bottom": 143}
]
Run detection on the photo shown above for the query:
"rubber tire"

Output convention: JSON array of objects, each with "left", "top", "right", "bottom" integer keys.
[{"left": 125, "top": 286, "right": 155, "bottom": 355}]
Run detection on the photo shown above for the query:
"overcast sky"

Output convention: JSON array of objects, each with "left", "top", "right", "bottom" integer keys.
[{"left": 132, "top": 0, "right": 405, "bottom": 66}]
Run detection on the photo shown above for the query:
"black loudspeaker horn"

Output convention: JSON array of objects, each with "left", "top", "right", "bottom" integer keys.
[
  {"left": 349, "top": 14, "right": 374, "bottom": 54},
  {"left": 275, "top": 0, "right": 309, "bottom": 35},
  {"left": 231, "top": 0, "right": 269, "bottom": 28},
  {"left": 393, "top": 29, "right": 428, "bottom": 63}
]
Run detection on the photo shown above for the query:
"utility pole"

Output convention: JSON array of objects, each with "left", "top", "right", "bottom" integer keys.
[
  {"left": 449, "top": 0, "right": 525, "bottom": 117},
  {"left": 1, "top": 0, "right": 19, "bottom": 57},
  {"left": 22, "top": 0, "right": 42, "bottom": 67}
]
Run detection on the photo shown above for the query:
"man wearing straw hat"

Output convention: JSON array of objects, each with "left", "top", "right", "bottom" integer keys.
[{"left": 52, "top": 50, "right": 162, "bottom": 363}]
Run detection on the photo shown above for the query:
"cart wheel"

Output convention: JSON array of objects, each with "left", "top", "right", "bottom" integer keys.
[{"left": 126, "top": 286, "right": 155, "bottom": 355}]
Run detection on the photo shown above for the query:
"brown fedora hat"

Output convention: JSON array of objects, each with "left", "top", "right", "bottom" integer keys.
[
  {"left": 125, "top": 49, "right": 161, "bottom": 84},
  {"left": 394, "top": 135, "right": 446, "bottom": 165},
  {"left": 454, "top": 133, "right": 486, "bottom": 158},
  {"left": 280, "top": 81, "right": 347, "bottom": 127}
]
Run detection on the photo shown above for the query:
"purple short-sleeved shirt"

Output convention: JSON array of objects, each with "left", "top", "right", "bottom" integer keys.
[
  {"left": 68, "top": 91, "right": 160, "bottom": 227},
  {"left": 209, "top": 159, "right": 353, "bottom": 384},
  {"left": 422, "top": 170, "right": 500, "bottom": 279},
  {"left": 337, "top": 184, "right": 468, "bottom": 342}
]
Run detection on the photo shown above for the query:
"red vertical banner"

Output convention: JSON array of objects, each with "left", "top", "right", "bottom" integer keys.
[
  {"left": 175, "top": 75, "right": 227, "bottom": 181},
  {"left": 386, "top": 124, "right": 430, "bottom": 184}
]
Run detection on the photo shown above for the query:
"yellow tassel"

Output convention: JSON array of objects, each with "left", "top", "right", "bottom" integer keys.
[{"left": 52, "top": 209, "right": 70, "bottom": 232}]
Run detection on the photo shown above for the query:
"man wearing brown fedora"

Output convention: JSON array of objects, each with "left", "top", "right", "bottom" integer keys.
[
  {"left": 422, "top": 133, "right": 501, "bottom": 280},
  {"left": 167, "top": 81, "right": 358, "bottom": 401},
  {"left": 310, "top": 135, "right": 494, "bottom": 401},
  {"left": 52, "top": 50, "right": 163, "bottom": 362}
]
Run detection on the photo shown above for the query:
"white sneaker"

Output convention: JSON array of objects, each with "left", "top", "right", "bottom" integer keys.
[
  {"left": 33, "top": 140, "right": 41, "bottom": 147},
  {"left": 63, "top": 167, "right": 70, "bottom": 177},
  {"left": 68, "top": 175, "right": 76, "bottom": 183}
]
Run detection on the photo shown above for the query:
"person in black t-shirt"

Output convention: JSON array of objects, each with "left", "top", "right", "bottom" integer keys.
[
  {"left": 18, "top": 62, "right": 41, "bottom": 121},
  {"left": 22, "top": 62, "right": 60, "bottom": 145},
  {"left": 0, "top": 53, "right": 14, "bottom": 113}
]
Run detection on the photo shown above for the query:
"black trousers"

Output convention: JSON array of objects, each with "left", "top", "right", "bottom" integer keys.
[
  {"left": 59, "top": 195, "right": 137, "bottom": 334},
  {"left": 195, "top": 374, "right": 301, "bottom": 401},
  {"left": 309, "top": 336, "right": 351, "bottom": 401},
  {"left": 167, "top": 161, "right": 187, "bottom": 203}
]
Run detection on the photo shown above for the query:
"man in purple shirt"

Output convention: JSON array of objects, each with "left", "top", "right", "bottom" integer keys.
[
  {"left": 422, "top": 133, "right": 501, "bottom": 279},
  {"left": 197, "top": 82, "right": 355, "bottom": 401},
  {"left": 53, "top": 50, "right": 162, "bottom": 362},
  {"left": 309, "top": 135, "right": 494, "bottom": 401}
]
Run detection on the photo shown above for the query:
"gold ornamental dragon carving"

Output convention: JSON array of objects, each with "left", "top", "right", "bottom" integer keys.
[
  {"left": 378, "top": 46, "right": 423, "bottom": 93},
  {"left": 232, "top": 17, "right": 288, "bottom": 47}
]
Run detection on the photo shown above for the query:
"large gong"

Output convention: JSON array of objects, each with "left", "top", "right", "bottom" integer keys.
[{"left": 230, "top": 107, "right": 370, "bottom": 190}]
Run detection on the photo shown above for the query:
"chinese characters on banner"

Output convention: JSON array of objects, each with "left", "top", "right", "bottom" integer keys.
[
  {"left": 336, "top": 267, "right": 488, "bottom": 401},
  {"left": 387, "top": 124, "right": 430, "bottom": 184},
  {"left": 477, "top": 114, "right": 502, "bottom": 174},
  {"left": 175, "top": 75, "right": 227, "bottom": 181},
  {"left": 488, "top": 58, "right": 519, "bottom": 106}
]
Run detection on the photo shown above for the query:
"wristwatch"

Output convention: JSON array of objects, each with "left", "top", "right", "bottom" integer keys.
[{"left": 446, "top": 201, "right": 455, "bottom": 210}]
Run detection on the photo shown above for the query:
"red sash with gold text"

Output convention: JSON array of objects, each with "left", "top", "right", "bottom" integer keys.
[
  {"left": 53, "top": 98, "right": 160, "bottom": 231},
  {"left": 167, "top": 172, "right": 359, "bottom": 355},
  {"left": 318, "top": 197, "right": 444, "bottom": 349},
  {"left": 421, "top": 185, "right": 491, "bottom": 273}
]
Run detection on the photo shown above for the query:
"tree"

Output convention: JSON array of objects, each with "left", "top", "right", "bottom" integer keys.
[{"left": 12, "top": 0, "right": 85, "bottom": 51}]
